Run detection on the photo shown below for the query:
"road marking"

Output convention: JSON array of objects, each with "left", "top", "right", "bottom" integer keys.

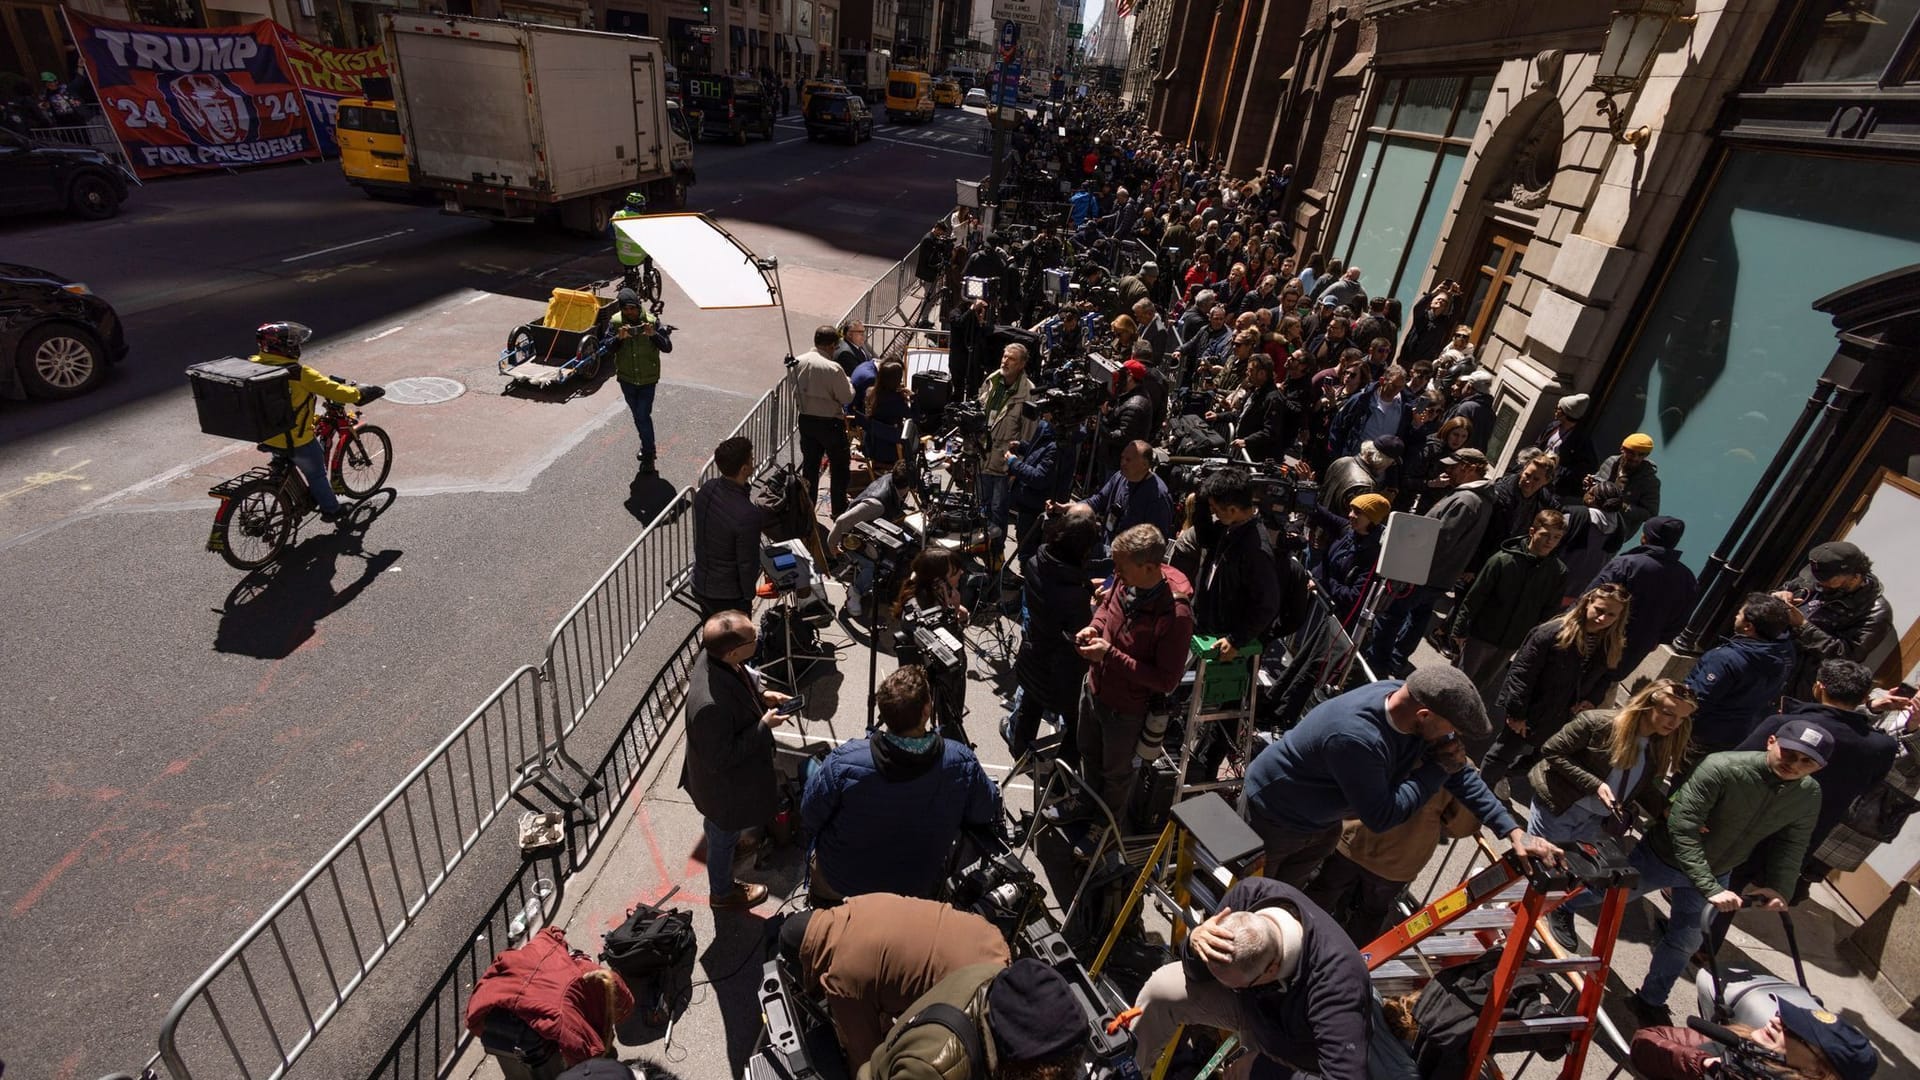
[
  {"left": 0, "top": 460, "right": 91, "bottom": 505},
  {"left": 868, "top": 134, "right": 985, "bottom": 155},
  {"left": 362, "top": 325, "right": 405, "bottom": 342},
  {"left": 462, "top": 292, "right": 489, "bottom": 306},
  {"left": 281, "top": 228, "right": 415, "bottom": 264}
]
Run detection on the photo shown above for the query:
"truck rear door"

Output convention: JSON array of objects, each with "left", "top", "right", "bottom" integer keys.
[{"left": 390, "top": 27, "right": 538, "bottom": 189}]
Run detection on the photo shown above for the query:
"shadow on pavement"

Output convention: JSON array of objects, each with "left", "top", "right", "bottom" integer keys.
[
  {"left": 702, "top": 908, "right": 776, "bottom": 1075},
  {"left": 213, "top": 489, "right": 402, "bottom": 658},
  {"left": 626, "top": 473, "right": 681, "bottom": 524}
]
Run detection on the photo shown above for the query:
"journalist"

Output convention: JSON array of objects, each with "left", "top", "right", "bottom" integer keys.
[
  {"left": 795, "top": 325, "right": 856, "bottom": 518},
  {"left": 691, "top": 436, "right": 769, "bottom": 618},
  {"left": 801, "top": 666, "right": 1000, "bottom": 903},
  {"left": 1086, "top": 440, "right": 1175, "bottom": 546},
  {"left": 1006, "top": 504, "right": 1100, "bottom": 761},
  {"left": 975, "top": 342, "right": 1036, "bottom": 559},
  {"left": 1005, "top": 402, "right": 1076, "bottom": 570},
  {"left": 1240, "top": 665, "right": 1562, "bottom": 888},
  {"left": 679, "top": 610, "right": 787, "bottom": 910},
  {"left": 1193, "top": 467, "right": 1281, "bottom": 663}
]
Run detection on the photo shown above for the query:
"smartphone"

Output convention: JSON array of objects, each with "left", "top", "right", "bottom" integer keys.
[
  {"left": 777, "top": 695, "right": 807, "bottom": 716},
  {"left": 1897, "top": 682, "right": 1918, "bottom": 698}
]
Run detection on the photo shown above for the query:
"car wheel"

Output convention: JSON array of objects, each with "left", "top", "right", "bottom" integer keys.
[
  {"left": 69, "top": 174, "right": 121, "bottom": 221},
  {"left": 17, "top": 323, "right": 108, "bottom": 400}
]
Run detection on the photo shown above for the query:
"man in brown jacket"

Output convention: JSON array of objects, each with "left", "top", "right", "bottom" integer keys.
[{"left": 779, "top": 894, "right": 1009, "bottom": 1065}]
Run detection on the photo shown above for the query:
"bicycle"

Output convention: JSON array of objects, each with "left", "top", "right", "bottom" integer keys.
[{"left": 206, "top": 397, "right": 393, "bottom": 571}]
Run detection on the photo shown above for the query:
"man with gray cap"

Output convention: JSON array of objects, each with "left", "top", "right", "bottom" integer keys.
[{"left": 1240, "top": 666, "right": 1562, "bottom": 888}]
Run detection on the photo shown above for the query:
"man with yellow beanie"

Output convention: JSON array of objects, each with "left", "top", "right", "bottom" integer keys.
[
  {"left": 1312, "top": 493, "right": 1393, "bottom": 627},
  {"left": 1586, "top": 431, "right": 1661, "bottom": 538}
]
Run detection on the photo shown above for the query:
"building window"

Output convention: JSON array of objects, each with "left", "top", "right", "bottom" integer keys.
[
  {"left": 1593, "top": 148, "right": 1920, "bottom": 570},
  {"left": 1330, "top": 73, "right": 1493, "bottom": 317},
  {"left": 1771, "top": 0, "right": 1920, "bottom": 84}
]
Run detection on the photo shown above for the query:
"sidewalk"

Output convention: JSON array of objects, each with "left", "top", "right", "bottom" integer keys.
[{"left": 452, "top": 567, "right": 1920, "bottom": 1080}]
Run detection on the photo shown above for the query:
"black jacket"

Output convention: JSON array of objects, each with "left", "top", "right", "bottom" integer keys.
[
  {"left": 1183, "top": 879, "right": 1370, "bottom": 1080},
  {"left": 1496, "top": 618, "right": 1618, "bottom": 737},
  {"left": 1105, "top": 388, "right": 1155, "bottom": 455},
  {"left": 1739, "top": 699, "right": 1898, "bottom": 850},
  {"left": 1778, "top": 570, "right": 1897, "bottom": 699},
  {"left": 1316, "top": 524, "right": 1382, "bottom": 628},
  {"left": 678, "top": 650, "right": 778, "bottom": 831},
  {"left": 1196, "top": 520, "right": 1284, "bottom": 649},
  {"left": 1006, "top": 422, "right": 1065, "bottom": 513},
  {"left": 1587, "top": 543, "right": 1698, "bottom": 672},
  {"left": 1398, "top": 289, "right": 1455, "bottom": 365},
  {"left": 1235, "top": 383, "right": 1288, "bottom": 462},
  {"left": 692, "top": 476, "right": 766, "bottom": 602},
  {"left": 1534, "top": 422, "right": 1599, "bottom": 499},
  {"left": 1444, "top": 392, "right": 1495, "bottom": 452},
  {"left": 1015, "top": 545, "right": 1095, "bottom": 710}
]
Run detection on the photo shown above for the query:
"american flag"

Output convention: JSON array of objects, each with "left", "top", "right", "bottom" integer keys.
[{"left": 1117, "top": 0, "right": 1133, "bottom": 17}]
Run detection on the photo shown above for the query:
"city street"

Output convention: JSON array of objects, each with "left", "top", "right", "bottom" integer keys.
[{"left": 0, "top": 104, "right": 984, "bottom": 1080}]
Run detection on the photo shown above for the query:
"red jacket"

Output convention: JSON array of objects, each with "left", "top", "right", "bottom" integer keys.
[
  {"left": 1628, "top": 1025, "right": 1717, "bottom": 1080},
  {"left": 1087, "top": 566, "right": 1195, "bottom": 713},
  {"left": 464, "top": 927, "right": 633, "bottom": 1066}
]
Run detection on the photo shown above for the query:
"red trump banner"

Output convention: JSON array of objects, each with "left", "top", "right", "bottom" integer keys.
[
  {"left": 272, "top": 24, "right": 387, "bottom": 155},
  {"left": 66, "top": 11, "right": 321, "bottom": 179}
]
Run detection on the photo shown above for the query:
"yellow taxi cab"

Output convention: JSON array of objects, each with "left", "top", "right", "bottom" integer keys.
[
  {"left": 933, "top": 79, "right": 961, "bottom": 108},
  {"left": 335, "top": 97, "right": 415, "bottom": 198},
  {"left": 801, "top": 77, "right": 847, "bottom": 115}
]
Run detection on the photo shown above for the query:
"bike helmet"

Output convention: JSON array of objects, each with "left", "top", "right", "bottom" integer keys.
[
  {"left": 625, "top": 191, "right": 649, "bottom": 210},
  {"left": 256, "top": 321, "right": 314, "bottom": 359}
]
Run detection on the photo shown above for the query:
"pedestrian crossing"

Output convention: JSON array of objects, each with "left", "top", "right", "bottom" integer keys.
[{"left": 770, "top": 112, "right": 985, "bottom": 153}]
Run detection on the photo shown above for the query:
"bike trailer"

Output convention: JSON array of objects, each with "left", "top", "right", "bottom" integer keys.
[
  {"left": 500, "top": 288, "right": 616, "bottom": 392},
  {"left": 186, "top": 356, "right": 296, "bottom": 442}
]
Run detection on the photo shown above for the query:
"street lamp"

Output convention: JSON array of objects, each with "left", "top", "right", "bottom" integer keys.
[{"left": 1589, "top": 0, "right": 1692, "bottom": 147}]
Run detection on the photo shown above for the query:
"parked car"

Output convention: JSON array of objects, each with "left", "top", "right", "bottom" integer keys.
[
  {"left": 1, "top": 263, "right": 128, "bottom": 400},
  {"left": 963, "top": 87, "right": 989, "bottom": 108},
  {"left": 804, "top": 92, "right": 873, "bottom": 144},
  {"left": 0, "top": 127, "right": 129, "bottom": 221}
]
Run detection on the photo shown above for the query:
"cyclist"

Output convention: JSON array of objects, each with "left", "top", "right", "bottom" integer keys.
[
  {"left": 610, "top": 192, "right": 655, "bottom": 299},
  {"left": 251, "top": 321, "right": 383, "bottom": 525}
]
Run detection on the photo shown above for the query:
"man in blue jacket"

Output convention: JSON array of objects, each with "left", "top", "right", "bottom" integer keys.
[
  {"left": 1128, "top": 878, "right": 1369, "bottom": 1080},
  {"left": 801, "top": 665, "right": 999, "bottom": 902},
  {"left": 1684, "top": 592, "right": 1797, "bottom": 758},
  {"left": 1240, "top": 664, "right": 1561, "bottom": 887},
  {"left": 1587, "top": 515, "right": 1698, "bottom": 675},
  {"left": 1005, "top": 403, "right": 1074, "bottom": 570}
]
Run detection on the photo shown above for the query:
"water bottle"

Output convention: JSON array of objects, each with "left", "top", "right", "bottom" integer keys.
[{"left": 507, "top": 877, "right": 557, "bottom": 940}]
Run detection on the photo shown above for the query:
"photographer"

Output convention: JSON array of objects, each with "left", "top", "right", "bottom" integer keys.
[
  {"left": 1632, "top": 1005, "right": 1875, "bottom": 1080},
  {"left": 975, "top": 343, "right": 1036, "bottom": 561},
  {"left": 1030, "top": 304, "right": 1084, "bottom": 359},
  {"left": 1224, "top": 353, "right": 1286, "bottom": 462},
  {"left": 947, "top": 297, "right": 991, "bottom": 398},
  {"left": 779, "top": 896, "right": 1009, "bottom": 1069},
  {"left": 1051, "top": 524, "right": 1195, "bottom": 822},
  {"left": 801, "top": 665, "right": 999, "bottom": 904},
  {"left": 1193, "top": 468, "right": 1282, "bottom": 662},
  {"left": 1132, "top": 296, "right": 1175, "bottom": 363},
  {"left": 894, "top": 549, "right": 973, "bottom": 741},
  {"left": 915, "top": 220, "right": 953, "bottom": 311},
  {"left": 827, "top": 463, "right": 918, "bottom": 621},
  {"left": 1401, "top": 279, "right": 1465, "bottom": 365},
  {"left": 1007, "top": 505, "right": 1101, "bottom": 761},
  {"left": 1006, "top": 402, "right": 1076, "bottom": 570},
  {"left": 1087, "top": 440, "right": 1176, "bottom": 547},
  {"left": 1099, "top": 361, "right": 1157, "bottom": 477}
]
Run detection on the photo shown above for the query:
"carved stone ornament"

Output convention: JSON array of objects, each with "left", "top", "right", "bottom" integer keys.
[{"left": 1502, "top": 103, "right": 1562, "bottom": 211}]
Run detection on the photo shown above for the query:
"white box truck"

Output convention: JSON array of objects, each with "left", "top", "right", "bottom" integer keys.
[{"left": 382, "top": 14, "right": 695, "bottom": 231}]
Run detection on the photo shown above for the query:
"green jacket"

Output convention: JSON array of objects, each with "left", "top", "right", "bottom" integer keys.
[
  {"left": 607, "top": 311, "right": 662, "bottom": 385},
  {"left": 1528, "top": 709, "right": 1671, "bottom": 818},
  {"left": 1456, "top": 538, "right": 1566, "bottom": 651},
  {"left": 859, "top": 962, "right": 1003, "bottom": 1080},
  {"left": 1648, "top": 750, "right": 1821, "bottom": 898}
]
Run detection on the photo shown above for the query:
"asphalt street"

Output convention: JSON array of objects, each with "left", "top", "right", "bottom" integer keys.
[{"left": 0, "top": 104, "right": 985, "bottom": 1080}]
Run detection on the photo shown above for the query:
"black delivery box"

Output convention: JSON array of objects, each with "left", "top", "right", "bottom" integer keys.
[{"left": 187, "top": 356, "right": 297, "bottom": 443}]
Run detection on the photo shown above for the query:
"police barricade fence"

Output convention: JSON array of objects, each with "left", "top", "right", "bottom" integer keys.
[
  {"left": 112, "top": 248, "right": 937, "bottom": 1080},
  {"left": 149, "top": 665, "right": 549, "bottom": 1080}
]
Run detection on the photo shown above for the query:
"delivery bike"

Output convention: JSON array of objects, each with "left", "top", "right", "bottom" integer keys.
[{"left": 206, "top": 398, "right": 392, "bottom": 571}]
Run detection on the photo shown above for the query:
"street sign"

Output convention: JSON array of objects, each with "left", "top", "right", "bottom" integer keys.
[
  {"left": 995, "top": 61, "right": 1021, "bottom": 105},
  {"left": 991, "top": 0, "right": 1042, "bottom": 24},
  {"left": 998, "top": 20, "right": 1019, "bottom": 62},
  {"left": 690, "top": 23, "right": 717, "bottom": 34},
  {"left": 1067, "top": 21, "right": 1082, "bottom": 37}
]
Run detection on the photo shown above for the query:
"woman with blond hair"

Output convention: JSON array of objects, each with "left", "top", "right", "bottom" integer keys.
[
  {"left": 1528, "top": 678, "right": 1696, "bottom": 947},
  {"left": 1483, "top": 583, "right": 1632, "bottom": 790}
]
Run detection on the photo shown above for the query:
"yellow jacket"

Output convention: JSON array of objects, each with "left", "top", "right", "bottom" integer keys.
[{"left": 250, "top": 352, "right": 364, "bottom": 448}]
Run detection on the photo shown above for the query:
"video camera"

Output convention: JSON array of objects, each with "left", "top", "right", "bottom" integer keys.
[
  {"left": 947, "top": 839, "right": 1046, "bottom": 939},
  {"left": 1028, "top": 370, "right": 1106, "bottom": 427},
  {"left": 1169, "top": 457, "right": 1320, "bottom": 531}
]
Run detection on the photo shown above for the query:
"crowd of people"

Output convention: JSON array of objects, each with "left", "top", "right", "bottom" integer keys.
[{"left": 669, "top": 97, "right": 1907, "bottom": 1080}]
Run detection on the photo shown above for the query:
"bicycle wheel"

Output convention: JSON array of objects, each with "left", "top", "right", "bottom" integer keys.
[
  {"left": 333, "top": 425, "right": 393, "bottom": 497},
  {"left": 640, "top": 261, "right": 663, "bottom": 308},
  {"left": 219, "top": 479, "right": 294, "bottom": 571}
]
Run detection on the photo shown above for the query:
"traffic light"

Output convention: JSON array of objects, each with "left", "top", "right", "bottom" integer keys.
[{"left": 700, "top": 1, "right": 709, "bottom": 13}]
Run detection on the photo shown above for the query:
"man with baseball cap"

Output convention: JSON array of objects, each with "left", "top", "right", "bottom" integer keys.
[
  {"left": 1598, "top": 719, "right": 1828, "bottom": 1028},
  {"left": 861, "top": 957, "right": 1087, "bottom": 1079},
  {"left": 1241, "top": 665, "right": 1562, "bottom": 888},
  {"left": 1587, "top": 431, "right": 1662, "bottom": 539},
  {"left": 1773, "top": 539, "right": 1894, "bottom": 700},
  {"left": 1631, "top": 999, "right": 1878, "bottom": 1080}
]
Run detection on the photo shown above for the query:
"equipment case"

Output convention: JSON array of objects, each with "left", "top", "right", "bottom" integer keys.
[{"left": 186, "top": 356, "right": 297, "bottom": 443}]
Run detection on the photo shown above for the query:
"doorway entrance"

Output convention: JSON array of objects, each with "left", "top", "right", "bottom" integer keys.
[{"left": 1461, "top": 225, "right": 1529, "bottom": 347}]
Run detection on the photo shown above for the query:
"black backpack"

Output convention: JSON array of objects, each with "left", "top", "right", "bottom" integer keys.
[
  {"left": 1166, "top": 414, "right": 1226, "bottom": 457},
  {"left": 600, "top": 893, "right": 696, "bottom": 1045},
  {"left": 753, "top": 464, "right": 815, "bottom": 543}
]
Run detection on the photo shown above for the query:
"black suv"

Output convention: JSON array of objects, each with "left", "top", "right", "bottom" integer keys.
[
  {"left": 0, "top": 127, "right": 130, "bottom": 221},
  {"left": 1, "top": 263, "right": 129, "bottom": 400},
  {"left": 684, "top": 74, "right": 776, "bottom": 145},
  {"left": 804, "top": 92, "right": 873, "bottom": 144}
]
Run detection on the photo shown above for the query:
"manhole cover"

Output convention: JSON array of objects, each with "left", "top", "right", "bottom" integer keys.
[{"left": 383, "top": 376, "right": 466, "bottom": 405}]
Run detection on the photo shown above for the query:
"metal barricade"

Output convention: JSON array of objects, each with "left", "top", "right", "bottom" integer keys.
[
  {"left": 31, "top": 121, "right": 132, "bottom": 173},
  {"left": 542, "top": 490, "right": 697, "bottom": 747},
  {"left": 154, "top": 666, "right": 549, "bottom": 1080}
]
